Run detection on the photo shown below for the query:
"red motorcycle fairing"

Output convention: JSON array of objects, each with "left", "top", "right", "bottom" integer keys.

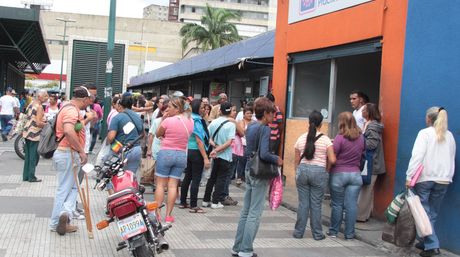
[
  {"left": 112, "top": 170, "right": 139, "bottom": 192},
  {"left": 107, "top": 188, "right": 144, "bottom": 220}
]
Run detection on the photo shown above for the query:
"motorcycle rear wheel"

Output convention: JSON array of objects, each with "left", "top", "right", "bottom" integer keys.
[{"left": 133, "top": 244, "right": 154, "bottom": 257}]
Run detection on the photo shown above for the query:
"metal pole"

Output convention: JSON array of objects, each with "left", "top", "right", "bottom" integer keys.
[
  {"left": 100, "top": 0, "right": 116, "bottom": 139},
  {"left": 58, "top": 23, "right": 66, "bottom": 91}
]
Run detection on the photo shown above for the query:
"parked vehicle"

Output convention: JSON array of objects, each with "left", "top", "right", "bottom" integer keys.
[
  {"left": 90, "top": 131, "right": 170, "bottom": 257},
  {"left": 14, "top": 134, "right": 25, "bottom": 160}
]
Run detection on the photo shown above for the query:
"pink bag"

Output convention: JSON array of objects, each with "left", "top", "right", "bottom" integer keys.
[
  {"left": 406, "top": 190, "right": 432, "bottom": 237},
  {"left": 410, "top": 164, "right": 424, "bottom": 187},
  {"left": 269, "top": 168, "right": 283, "bottom": 210}
]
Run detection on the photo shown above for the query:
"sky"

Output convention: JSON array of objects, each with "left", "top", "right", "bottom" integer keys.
[{"left": 1, "top": 0, "right": 169, "bottom": 18}]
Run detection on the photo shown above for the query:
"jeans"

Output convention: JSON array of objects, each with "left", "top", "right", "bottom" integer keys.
[
  {"left": 293, "top": 164, "right": 329, "bottom": 239},
  {"left": 180, "top": 149, "right": 204, "bottom": 208},
  {"left": 89, "top": 122, "right": 100, "bottom": 152},
  {"left": 329, "top": 171, "right": 362, "bottom": 239},
  {"left": 232, "top": 168, "right": 270, "bottom": 257},
  {"left": 49, "top": 150, "right": 80, "bottom": 229},
  {"left": 0, "top": 114, "right": 13, "bottom": 136},
  {"left": 22, "top": 139, "right": 40, "bottom": 181},
  {"left": 203, "top": 158, "right": 231, "bottom": 204},
  {"left": 236, "top": 151, "right": 247, "bottom": 181},
  {"left": 414, "top": 181, "right": 449, "bottom": 250}
]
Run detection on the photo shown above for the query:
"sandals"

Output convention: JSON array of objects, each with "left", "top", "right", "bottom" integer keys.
[
  {"left": 189, "top": 207, "right": 206, "bottom": 214},
  {"left": 178, "top": 203, "right": 189, "bottom": 209}
]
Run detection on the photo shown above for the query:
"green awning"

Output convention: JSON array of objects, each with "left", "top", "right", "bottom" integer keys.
[{"left": 0, "top": 6, "right": 50, "bottom": 74}]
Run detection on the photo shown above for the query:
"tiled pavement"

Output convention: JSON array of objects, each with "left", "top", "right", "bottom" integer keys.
[{"left": 0, "top": 140, "right": 389, "bottom": 257}]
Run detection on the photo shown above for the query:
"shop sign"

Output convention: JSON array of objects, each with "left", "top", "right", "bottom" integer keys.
[{"left": 288, "top": 0, "right": 373, "bottom": 24}]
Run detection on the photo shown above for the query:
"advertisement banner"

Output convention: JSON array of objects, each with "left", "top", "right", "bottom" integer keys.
[
  {"left": 288, "top": 0, "right": 373, "bottom": 24},
  {"left": 209, "top": 82, "right": 226, "bottom": 103}
]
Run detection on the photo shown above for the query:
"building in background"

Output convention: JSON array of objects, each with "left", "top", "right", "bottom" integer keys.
[
  {"left": 168, "top": 0, "right": 180, "bottom": 21},
  {"left": 143, "top": 4, "right": 169, "bottom": 21},
  {"left": 178, "top": 0, "right": 274, "bottom": 38}
]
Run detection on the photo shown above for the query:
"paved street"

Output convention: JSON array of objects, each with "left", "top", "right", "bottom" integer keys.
[{"left": 0, "top": 140, "right": 389, "bottom": 257}]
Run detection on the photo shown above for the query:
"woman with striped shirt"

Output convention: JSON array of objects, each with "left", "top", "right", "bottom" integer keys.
[{"left": 293, "top": 110, "right": 336, "bottom": 240}]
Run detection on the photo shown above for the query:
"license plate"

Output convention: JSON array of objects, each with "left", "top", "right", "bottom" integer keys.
[{"left": 117, "top": 213, "right": 147, "bottom": 240}]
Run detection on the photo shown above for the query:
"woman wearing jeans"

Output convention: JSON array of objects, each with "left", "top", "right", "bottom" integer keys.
[
  {"left": 179, "top": 99, "right": 210, "bottom": 213},
  {"left": 328, "top": 112, "right": 364, "bottom": 239},
  {"left": 293, "top": 110, "right": 336, "bottom": 240},
  {"left": 155, "top": 96, "right": 194, "bottom": 223},
  {"left": 406, "top": 107, "right": 455, "bottom": 257},
  {"left": 232, "top": 97, "right": 283, "bottom": 257}
]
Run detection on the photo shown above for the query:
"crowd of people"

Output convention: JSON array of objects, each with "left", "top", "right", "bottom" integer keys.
[{"left": 1, "top": 85, "right": 455, "bottom": 257}]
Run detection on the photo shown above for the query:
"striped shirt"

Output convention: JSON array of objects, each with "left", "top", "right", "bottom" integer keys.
[
  {"left": 295, "top": 132, "right": 333, "bottom": 167},
  {"left": 268, "top": 105, "right": 283, "bottom": 141},
  {"left": 22, "top": 103, "right": 43, "bottom": 141}
]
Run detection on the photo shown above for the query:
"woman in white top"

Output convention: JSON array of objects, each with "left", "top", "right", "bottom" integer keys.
[
  {"left": 406, "top": 107, "right": 456, "bottom": 256},
  {"left": 293, "top": 110, "right": 336, "bottom": 240}
]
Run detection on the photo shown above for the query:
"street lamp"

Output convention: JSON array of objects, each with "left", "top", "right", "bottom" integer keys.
[{"left": 56, "top": 17, "right": 76, "bottom": 91}]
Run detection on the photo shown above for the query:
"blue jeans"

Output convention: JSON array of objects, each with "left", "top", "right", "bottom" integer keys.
[
  {"left": 414, "top": 181, "right": 449, "bottom": 250},
  {"left": 293, "top": 164, "right": 329, "bottom": 239},
  {"left": 49, "top": 150, "right": 80, "bottom": 229},
  {"left": 232, "top": 168, "right": 270, "bottom": 257},
  {"left": 329, "top": 171, "right": 362, "bottom": 239},
  {"left": 0, "top": 114, "right": 13, "bottom": 136}
]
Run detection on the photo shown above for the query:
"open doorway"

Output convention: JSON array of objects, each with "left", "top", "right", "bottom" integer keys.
[{"left": 330, "top": 52, "right": 381, "bottom": 136}]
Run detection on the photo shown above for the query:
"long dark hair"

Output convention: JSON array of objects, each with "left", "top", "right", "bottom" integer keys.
[{"left": 302, "top": 110, "right": 323, "bottom": 160}]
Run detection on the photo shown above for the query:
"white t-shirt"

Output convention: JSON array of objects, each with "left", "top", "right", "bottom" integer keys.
[
  {"left": 235, "top": 111, "right": 257, "bottom": 122},
  {"left": 353, "top": 105, "right": 366, "bottom": 131},
  {"left": 0, "top": 95, "right": 19, "bottom": 115}
]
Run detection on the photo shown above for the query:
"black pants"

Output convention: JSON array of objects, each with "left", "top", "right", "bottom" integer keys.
[
  {"left": 203, "top": 158, "right": 231, "bottom": 204},
  {"left": 180, "top": 149, "right": 204, "bottom": 208},
  {"left": 89, "top": 126, "right": 99, "bottom": 152}
]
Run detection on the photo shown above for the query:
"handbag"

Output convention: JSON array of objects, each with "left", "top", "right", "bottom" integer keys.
[
  {"left": 406, "top": 189, "right": 433, "bottom": 237},
  {"left": 394, "top": 200, "right": 416, "bottom": 246},
  {"left": 384, "top": 192, "right": 405, "bottom": 224},
  {"left": 269, "top": 168, "right": 283, "bottom": 210},
  {"left": 361, "top": 149, "right": 374, "bottom": 185},
  {"left": 248, "top": 125, "right": 278, "bottom": 179}
]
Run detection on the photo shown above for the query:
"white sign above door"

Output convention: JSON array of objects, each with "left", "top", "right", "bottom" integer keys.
[{"left": 288, "top": 0, "right": 373, "bottom": 24}]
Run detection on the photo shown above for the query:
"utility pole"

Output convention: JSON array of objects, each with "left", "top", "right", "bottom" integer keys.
[
  {"left": 56, "top": 18, "right": 76, "bottom": 92},
  {"left": 100, "top": 0, "right": 116, "bottom": 139}
]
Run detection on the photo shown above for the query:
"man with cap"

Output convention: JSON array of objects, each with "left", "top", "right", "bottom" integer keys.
[
  {"left": 0, "top": 87, "right": 20, "bottom": 141},
  {"left": 202, "top": 102, "right": 236, "bottom": 209},
  {"left": 209, "top": 93, "right": 228, "bottom": 121}
]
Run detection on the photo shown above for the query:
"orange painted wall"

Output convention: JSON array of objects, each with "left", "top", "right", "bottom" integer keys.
[{"left": 273, "top": 0, "right": 408, "bottom": 218}]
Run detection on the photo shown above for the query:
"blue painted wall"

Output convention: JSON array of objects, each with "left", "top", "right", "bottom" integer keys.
[{"left": 396, "top": 0, "right": 460, "bottom": 253}]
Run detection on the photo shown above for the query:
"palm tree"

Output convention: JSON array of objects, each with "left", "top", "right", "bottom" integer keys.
[{"left": 180, "top": 4, "right": 242, "bottom": 53}]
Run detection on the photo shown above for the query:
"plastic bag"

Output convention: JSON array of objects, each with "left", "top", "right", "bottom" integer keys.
[
  {"left": 384, "top": 192, "right": 405, "bottom": 224},
  {"left": 269, "top": 168, "right": 283, "bottom": 210},
  {"left": 406, "top": 189, "right": 433, "bottom": 237},
  {"left": 394, "top": 201, "right": 416, "bottom": 247}
]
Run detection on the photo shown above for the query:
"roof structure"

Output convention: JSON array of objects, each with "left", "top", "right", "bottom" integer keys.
[
  {"left": 0, "top": 6, "right": 50, "bottom": 74},
  {"left": 130, "top": 30, "right": 275, "bottom": 87}
]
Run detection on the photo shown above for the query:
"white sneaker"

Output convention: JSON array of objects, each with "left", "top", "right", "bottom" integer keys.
[
  {"left": 202, "top": 201, "right": 211, "bottom": 208},
  {"left": 211, "top": 203, "right": 224, "bottom": 209},
  {"left": 72, "top": 211, "right": 85, "bottom": 220}
]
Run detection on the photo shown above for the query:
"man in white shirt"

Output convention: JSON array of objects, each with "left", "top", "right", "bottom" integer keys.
[
  {"left": 0, "top": 87, "right": 19, "bottom": 141},
  {"left": 350, "top": 90, "right": 369, "bottom": 131}
]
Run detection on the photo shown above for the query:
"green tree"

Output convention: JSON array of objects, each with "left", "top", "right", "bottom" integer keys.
[{"left": 180, "top": 4, "right": 242, "bottom": 52}]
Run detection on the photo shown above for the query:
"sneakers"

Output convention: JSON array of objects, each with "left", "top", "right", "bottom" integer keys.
[
  {"left": 72, "top": 211, "right": 85, "bottom": 220},
  {"left": 222, "top": 196, "right": 238, "bottom": 206},
  {"left": 326, "top": 231, "right": 337, "bottom": 238},
  {"left": 211, "top": 203, "right": 224, "bottom": 209},
  {"left": 236, "top": 178, "right": 243, "bottom": 186},
  {"left": 56, "top": 213, "right": 69, "bottom": 236},
  {"left": 202, "top": 201, "right": 211, "bottom": 208}
]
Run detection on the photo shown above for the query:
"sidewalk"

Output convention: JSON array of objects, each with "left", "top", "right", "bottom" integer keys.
[
  {"left": 0, "top": 139, "right": 390, "bottom": 257},
  {"left": 279, "top": 185, "right": 460, "bottom": 257}
]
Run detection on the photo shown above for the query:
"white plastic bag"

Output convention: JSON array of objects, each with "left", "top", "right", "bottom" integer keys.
[{"left": 406, "top": 189, "right": 432, "bottom": 237}]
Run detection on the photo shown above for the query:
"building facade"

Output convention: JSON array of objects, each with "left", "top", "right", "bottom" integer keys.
[
  {"left": 272, "top": 0, "right": 460, "bottom": 253},
  {"left": 178, "top": 0, "right": 275, "bottom": 37},
  {"left": 143, "top": 4, "right": 170, "bottom": 21}
]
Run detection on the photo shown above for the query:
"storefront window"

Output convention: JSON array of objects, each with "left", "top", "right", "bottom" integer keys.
[{"left": 291, "top": 59, "right": 331, "bottom": 118}]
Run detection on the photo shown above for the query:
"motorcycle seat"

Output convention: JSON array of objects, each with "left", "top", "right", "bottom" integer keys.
[{"left": 107, "top": 187, "right": 137, "bottom": 203}]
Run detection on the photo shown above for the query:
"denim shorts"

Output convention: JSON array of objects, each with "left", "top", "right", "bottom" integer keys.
[{"left": 155, "top": 149, "right": 187, "bottom": 179}]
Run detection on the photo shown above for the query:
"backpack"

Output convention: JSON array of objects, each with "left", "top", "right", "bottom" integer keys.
[{"left": 37, "top": 104, "right": 76, "bottom": 159}]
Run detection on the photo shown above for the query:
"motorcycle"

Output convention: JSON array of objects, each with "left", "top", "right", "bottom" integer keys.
[{"left": 85, "top": 125, "right": 170, "bottom": 257}]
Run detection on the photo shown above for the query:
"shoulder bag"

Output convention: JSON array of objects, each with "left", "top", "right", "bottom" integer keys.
[{"left": 248, "top": 125, "right": 278, "bottom": 179}]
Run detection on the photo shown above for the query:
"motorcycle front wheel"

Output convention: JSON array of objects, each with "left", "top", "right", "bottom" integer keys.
[{"left": 14, "top": 134, "right": 25, "bottom": 160}]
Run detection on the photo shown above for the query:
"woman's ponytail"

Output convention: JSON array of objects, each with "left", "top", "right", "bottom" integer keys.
[
  {"left": 427, "top": 107, "right": 448, "bottom": 142},
  {"left": 302, "top": 110, "right": 323, "bottom": 160}
]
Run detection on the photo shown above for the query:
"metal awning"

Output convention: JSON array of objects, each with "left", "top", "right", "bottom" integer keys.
[
  {"left": 0, "top": 6, "right": 50, "bottom": 74},
  {"left": 130, "top": 30, "right": 275, "bottom": 87}
]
